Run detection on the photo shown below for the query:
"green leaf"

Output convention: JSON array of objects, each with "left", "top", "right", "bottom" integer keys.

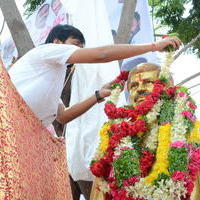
[{"left": 113, "top": 149, "right": 140, "bottom": 187}]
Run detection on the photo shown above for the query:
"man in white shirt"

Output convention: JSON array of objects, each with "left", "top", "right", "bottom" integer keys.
[{"left": 9, "top": 24, "right": 181, "bottom": 200}]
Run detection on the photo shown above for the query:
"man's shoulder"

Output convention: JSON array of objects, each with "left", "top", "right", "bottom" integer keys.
[{"left": 36, "top": 43, "right": 79, "bottom": 50}]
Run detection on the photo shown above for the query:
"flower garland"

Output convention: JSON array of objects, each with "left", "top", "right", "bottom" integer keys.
[
  {"left": 99, "top": 123, "right": 111, "bottom": 153},
  {"left": 90, "top": 52, "right": 200, "bottom": 200},
  {"left": 171, "top": 91, "right": 189, "bottom": 142},
  {"left": 143, "top": 123, "right": 159, "bottom": 151},
  {"left": 146, "top": 100, "right": 163, "bottom": 124},
  {"left": 189, "top": 121, "right": 200, "bottom": 142},
  {"left": 104, "top": 80, "right": 164, "bottom": 120},
  {"left": 145, "top": 123, "right": 171, "bottom": 183}
]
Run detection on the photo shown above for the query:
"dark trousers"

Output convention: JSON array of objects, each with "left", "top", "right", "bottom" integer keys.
[{"left": 69, "top": 176, "right": 93, "bottom": 200}]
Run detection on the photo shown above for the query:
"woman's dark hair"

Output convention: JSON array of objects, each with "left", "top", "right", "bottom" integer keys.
[{"left": 45, "top": 24, "right": 85, "bottom": 44}]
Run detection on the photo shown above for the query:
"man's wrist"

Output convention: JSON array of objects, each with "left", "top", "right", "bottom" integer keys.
[
  {"left": 95, "top": 90, "right": 105, "bottom": 103},
  {"left": 151, "top": 42, "right": 157, "bottom": 52}
]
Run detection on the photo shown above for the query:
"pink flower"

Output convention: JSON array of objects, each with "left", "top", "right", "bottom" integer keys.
[
  {"left": 123, "top": 177, "right": 139, "bottom": 187},
  {"left": 178, "top": 91, "right": 187, "bottom": 98},
  {"left": 191, "top": 149, "right": 200, "bottom": 165},
  {"left": 108, "top": 168, "right": 115, "bottom": 181},
  {"left": 171, "top": 171, "right": 186, "bottom": 181},
  {"left": 184, "top": 178, "right": 194, "bottom": 194},
  {"left": 181, "top": 111, "right": 196, "bottom": 122},
  {"left": 165, "top": 87, "right": 176, "bottom": 97},
  {"left": 188, "top": 102, "right": 197, "bottom": 110},
  {"left": 188, "top": 164, "right": 199, "bottom": 181},
  {"left": 171, "top": 141, "right": 186, "bottom": 148},
  {"left": 113, "top": 154, "right": 121, "bottom": 161},
  {"left": 120, "top": 147, "right": 133, "bottom": 151},
  {"left": 162, "top": 35, "right": 169, "bottom": 39}
]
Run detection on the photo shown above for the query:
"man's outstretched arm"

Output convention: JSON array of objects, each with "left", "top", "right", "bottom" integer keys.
[{"left": 67, "top": 37, "right": 181, "bottom": 64}]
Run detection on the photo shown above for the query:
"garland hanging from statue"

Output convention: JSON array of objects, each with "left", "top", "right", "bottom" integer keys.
[{"left": 90, "top": 52, "right": 200, "bottom": 200}]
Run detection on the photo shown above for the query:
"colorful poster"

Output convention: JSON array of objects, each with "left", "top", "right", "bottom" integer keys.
[
  {"left": 26, "top": 0, "right": 70, "bottom": 45},
  {"left": 1, "top": 38, "right": 18, "bottom": 69},
  {"left": 1, "top": 0, "right": 70, "bottom": 68},
  {"left": 105, "top": 0, "right": 158, "bottom": 71}
]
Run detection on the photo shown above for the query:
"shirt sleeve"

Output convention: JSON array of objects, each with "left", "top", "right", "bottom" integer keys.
[
  {"left": 59, "top": 98, "right": 63, "bottom": 104},
  {"left": 35, "top": 43, "right": 80, "bottom": 66}
]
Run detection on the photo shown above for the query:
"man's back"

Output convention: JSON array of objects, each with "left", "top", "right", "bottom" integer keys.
[{"left": 9, "top": 43, "right": 78, "bottom": 126}]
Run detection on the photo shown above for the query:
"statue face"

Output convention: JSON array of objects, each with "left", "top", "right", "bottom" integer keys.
[{"left": 128, "top": 69, "right": 159, "bottom": 106}]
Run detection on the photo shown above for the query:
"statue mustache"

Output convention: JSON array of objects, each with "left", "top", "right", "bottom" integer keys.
[{"left": 134, "top": 91, "right": 150, "bottom": 102}]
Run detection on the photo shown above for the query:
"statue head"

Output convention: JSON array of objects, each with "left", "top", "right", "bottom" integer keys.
[{"left": 127, "top": 63, "right": 161, "bottom": 106}]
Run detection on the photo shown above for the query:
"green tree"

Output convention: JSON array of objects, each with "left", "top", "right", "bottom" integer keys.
[
  {"left": 24, "top": 0, "right": 45, "bottom": 17},
  {"left": 149, "top": 0, "right": 200, "bottom": 56}
]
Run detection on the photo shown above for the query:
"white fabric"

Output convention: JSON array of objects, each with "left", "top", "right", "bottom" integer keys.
[
  {"left": 64, "top": 0, "right": 122, "bottom": 181},
  {"left": 9, "top": 43, "right": 79, "bottom": 126}
]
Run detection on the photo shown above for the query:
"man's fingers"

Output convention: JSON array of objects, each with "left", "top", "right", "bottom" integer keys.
[
  {"left": 170, "top": 37, "right": 182, "bottom": 50},
  {"left": 174, "top": 37, "right": 182, "bottom": 46},
  {"left": 109, "top": 79, "right": 117, "bottom": 85},
  {"left": 172, "top": 38, "right": 180, "bottom": 49},
  {"left": 169, "top": 40, "right": 176, "bottom": 49}
]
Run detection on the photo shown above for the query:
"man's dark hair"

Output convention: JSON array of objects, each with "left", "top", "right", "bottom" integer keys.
[
  {"left": 134, "top": 12, "right": 140, "bottom": 21},
  {"left": 45, "top": 24, "right": 85, "bottom": 44}
]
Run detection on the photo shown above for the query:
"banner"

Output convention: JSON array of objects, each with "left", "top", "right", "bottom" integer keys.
[
  {"left": 26, "top": 0, "right": 70, "bottom": 45},
  {"left": 1, "top": 0, "right": 70, "bottom": 68},
  {"left": 1, "top": 38, "right": 18, "bottom": 69},
  {"left": 105, "top": 0, "right": 158, "bottom": 71}
]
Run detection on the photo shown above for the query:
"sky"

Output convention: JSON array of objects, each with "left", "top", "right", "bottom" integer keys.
[{"left": 171, "top": 54, "right": 200, "bottom": 117}]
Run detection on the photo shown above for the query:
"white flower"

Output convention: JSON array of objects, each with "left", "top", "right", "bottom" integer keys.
[
  {"left": 110, "top": 86, "right": 121, "bottom": 105},
  {"left": 114, "top": 136, "right": 133, "bottom": 157},
  {"left": 171, "top": 95, "right": 188, "bottom": 142},
  {"left": 98, "top": 178, "right": 110, "bottom": 193},
  {"left": 144, "top": 123, "right": 159, "bottom": 151},
  {"left": 146, "top": 100, "right": 163, "bottom": 123},
  {"left": 159, "top": 52, "right": 174, "bottom": 80},
  {"left": 126, "top": 178, "right": 187, "bottom": 200}
]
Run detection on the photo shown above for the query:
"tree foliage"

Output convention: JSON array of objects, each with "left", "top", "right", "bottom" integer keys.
[
  {"left": 149, "top": 0, "right": 200, "bottom": 56},
  {"left": 24, "top": 0, "right": 45, "bottom": 17}
]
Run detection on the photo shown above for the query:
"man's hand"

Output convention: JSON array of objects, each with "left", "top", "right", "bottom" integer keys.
[
  {"left": 99, "top": 80, "right": 125, "bottom": 98},
  {"left": 154, "top": 37, "right": 182, "bottom": 52}
]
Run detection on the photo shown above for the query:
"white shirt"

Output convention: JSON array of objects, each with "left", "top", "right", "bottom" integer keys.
[{"left": 9, "top": 43, "right": 79, "bottom": 126}]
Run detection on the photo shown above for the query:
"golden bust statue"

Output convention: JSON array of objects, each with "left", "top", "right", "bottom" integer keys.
[
  {"left": 127, "top": 63, "right": 161, "bottom": 106},
  {"left": 90, "top": 62, "right": 200, "bottom": 200}
]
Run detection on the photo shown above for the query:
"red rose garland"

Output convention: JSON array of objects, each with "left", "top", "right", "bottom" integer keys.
[
  {"left": 90, "top": 119, "right": 148, "bottom": 179},
  {"left": 140, "top": 150, "right": 155, "bottom": 177},
  {"left": 114, "top": 71, "right": 130, "bottom": 84},
  {"left": 105, "top": 80, "right": 165, "bottom": 120}
]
